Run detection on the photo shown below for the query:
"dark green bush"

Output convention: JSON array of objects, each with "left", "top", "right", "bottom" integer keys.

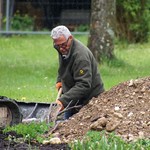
[
  {"left": 11, "top": 11, "right": 34, "bottom": 31},
  {"left": 116, "top": 0, "right": 150, "bottom": 43}
]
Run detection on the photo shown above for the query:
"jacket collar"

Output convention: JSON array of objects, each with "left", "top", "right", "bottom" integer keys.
[{"left": 60, "top": 38, "right": 74, "bottom": 60}]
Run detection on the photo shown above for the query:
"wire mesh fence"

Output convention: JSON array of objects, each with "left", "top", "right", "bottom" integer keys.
[{"left": 0, "top": 0, "right": 91, "bottom": 35}]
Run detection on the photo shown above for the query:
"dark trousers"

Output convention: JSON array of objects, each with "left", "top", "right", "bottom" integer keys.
[{"left": 64, "top": 107, "right": 80, "bottom": 119}]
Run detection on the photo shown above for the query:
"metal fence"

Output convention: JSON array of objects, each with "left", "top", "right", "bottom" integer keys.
[{"left": 0, "top": 0, "right": 91, "bottom": 35}]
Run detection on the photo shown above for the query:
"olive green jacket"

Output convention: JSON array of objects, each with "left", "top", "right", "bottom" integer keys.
[{"left": 56, "top": 38, "right": 104, "bottom": 107}]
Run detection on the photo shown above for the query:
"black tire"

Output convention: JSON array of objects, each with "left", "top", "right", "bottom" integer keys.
[{"left": 0, "top": 96, "right": 22, "bottom": 126}]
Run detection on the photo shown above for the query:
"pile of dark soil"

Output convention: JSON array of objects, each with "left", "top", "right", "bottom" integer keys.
[
  {"left": 54, "top": 76, "right": 150, "bottom": 143},
  {"left": 0, "top": 76, "right": 149, "bottom": 149}
]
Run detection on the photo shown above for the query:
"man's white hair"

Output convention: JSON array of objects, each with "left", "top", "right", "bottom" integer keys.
[{"left": 51, "top": 25, "right": 71, "bottom": 40}]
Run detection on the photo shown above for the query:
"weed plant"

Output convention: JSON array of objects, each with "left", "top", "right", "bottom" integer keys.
[
  {"left": 70, "top": 131, "right": 150, "bottom": 150},
  {"left": 3, "top": 122, "right": 53, "bottom": 143}
]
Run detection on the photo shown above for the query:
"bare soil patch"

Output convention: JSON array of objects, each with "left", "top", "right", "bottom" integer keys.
[{"left": 0, "top": 129, "right": 70, "bottom": 150}]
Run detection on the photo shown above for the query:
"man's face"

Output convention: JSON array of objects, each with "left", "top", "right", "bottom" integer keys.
[{"left": 53, "top": 35, "right": 71, "bottom": 55}]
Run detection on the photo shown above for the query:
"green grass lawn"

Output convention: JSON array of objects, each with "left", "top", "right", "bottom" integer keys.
[{"left": 0, "top": 35, "right": 150, "bottom": 103}]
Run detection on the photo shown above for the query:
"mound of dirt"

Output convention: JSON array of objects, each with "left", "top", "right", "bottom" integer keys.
[{"left": 53, "top": 76, "right": 150, "bottom": 143}]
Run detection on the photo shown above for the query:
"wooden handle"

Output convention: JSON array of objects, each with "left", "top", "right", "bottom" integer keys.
[{"left": 56, "top": 87, "right": 62, "bottom": 100}]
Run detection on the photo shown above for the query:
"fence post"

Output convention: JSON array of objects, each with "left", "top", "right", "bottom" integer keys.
[
  {"left": 0, "top": 0, "right": 3, "bottom": 30},
  {"left": 6, "top": 0, "right": 10, "bottom": 32}
]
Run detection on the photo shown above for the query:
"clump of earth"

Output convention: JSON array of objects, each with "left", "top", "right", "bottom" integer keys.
[
  {"left": 0, "top": 76, "right": 150, "bottom": 149},
  {"left": 53, "top": 76, "right": 150, "bottom": 143}
]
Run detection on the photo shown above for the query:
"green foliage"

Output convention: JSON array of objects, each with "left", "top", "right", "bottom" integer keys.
[
  {"left": 116, "top": 0, "right": 150, "bottom": 43},
  {"left": 70, "top": 131, "right": 150, "bottom": 150},
  {"left": 11, "top": 11, "right": 34, "bottom": 31},
  {"left": 3, "top": 122, "right": 52, "bottom": 143},
  {"left": 75, "top": 24, "right": 89, "bottom": 32}
]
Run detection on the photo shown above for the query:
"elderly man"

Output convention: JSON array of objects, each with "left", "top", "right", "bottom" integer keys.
[{"left": 51, "top": 25, "right": 104, "bottom": 119}]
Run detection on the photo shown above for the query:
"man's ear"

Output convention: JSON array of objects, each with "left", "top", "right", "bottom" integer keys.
[
  {"left": 66, "top": 36, "right": 73, "bottom": 50},
  {"left": 69, "top": 35, "right": 73, "bottom": 40}
]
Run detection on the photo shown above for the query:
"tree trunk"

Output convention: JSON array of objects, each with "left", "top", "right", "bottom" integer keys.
[{"left": 87, "top": 0, "right": 116, "bottom": 63}]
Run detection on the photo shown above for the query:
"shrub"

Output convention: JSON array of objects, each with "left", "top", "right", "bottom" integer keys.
[
  {"left": 11, "top": 11, "right": 34, "bottom": 31},
  {"left": 116, "top": 0, "right": 150, "bottom": 43}
]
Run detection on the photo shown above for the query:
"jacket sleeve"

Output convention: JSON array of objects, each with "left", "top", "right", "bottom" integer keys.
[
  {"left": 59, "top": 60, "right": 93, "bottom": 107},
  {"left": 56, "top": 73, "right": 61, "bottom": 83}
]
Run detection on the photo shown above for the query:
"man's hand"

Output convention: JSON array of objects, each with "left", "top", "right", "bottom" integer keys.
[{"left": 56, "top": 82, "right": 62, "bottom": 90}]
